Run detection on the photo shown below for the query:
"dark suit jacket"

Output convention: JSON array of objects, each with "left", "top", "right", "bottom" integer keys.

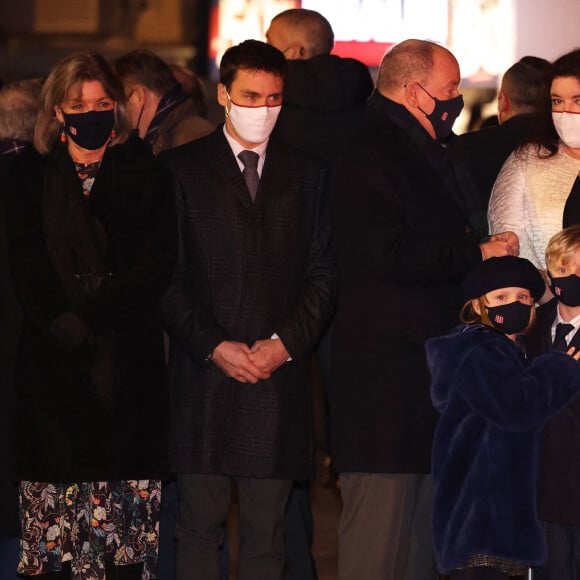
[
  {"left": 330, "top": 91, "right": 482, "bottom": 475},
  {"left": 526, "top": 298, "right": 580, "bottom": 524},
  {"left": 160, "top": 127, "right": 336, "bottom": 480},
  {"left": 450, "top": 113, "right": 539, "bottom": 239}
]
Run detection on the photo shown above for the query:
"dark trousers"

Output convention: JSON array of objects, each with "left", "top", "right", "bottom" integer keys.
[
  {"left": 534, "top": 522, "right": 580, "bottom": 579},
  {"left": 284, "top": 481, "right": 318, "bottom": 580},
  {"left": 0, "top": 536, "right": 20, "bottom": 579},
  {"left": 176, "top": 474, "right": 292, "bottom": 580},
  {"left": 158, "top": 478, "right": 229, "bottom": 580},
  {"left": 338, "top": 473, "right": 436, "bottom": 580}
]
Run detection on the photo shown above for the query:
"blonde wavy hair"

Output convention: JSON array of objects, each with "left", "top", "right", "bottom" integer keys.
[{"left": 34, "top": 51, "right": 130, "bottom": 154}]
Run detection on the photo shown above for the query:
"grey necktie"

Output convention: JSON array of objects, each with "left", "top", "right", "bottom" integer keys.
[{"left": 238, "top": 150, "right": 259, "bottom": 201}]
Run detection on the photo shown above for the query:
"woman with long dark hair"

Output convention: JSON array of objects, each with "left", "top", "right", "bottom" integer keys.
[{"left": 489, "top": 49, "right": 580, "bottom": 272}]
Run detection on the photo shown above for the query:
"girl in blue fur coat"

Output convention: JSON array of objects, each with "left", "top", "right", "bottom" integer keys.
[{"left": 426, "top": 256, "right": 580, "bottom": 579}]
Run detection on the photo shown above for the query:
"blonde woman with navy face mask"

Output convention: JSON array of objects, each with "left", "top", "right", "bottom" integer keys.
[
  {"left": 4, "top": 51, "right": 176, "bottom": 579},
  {"left": 489, "top": 49, "right": 580, "bottom": 281}
]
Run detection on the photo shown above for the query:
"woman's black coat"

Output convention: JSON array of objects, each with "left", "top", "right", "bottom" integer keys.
[{"left": 5, "top": 137, "right": 176, "bottom": 482}]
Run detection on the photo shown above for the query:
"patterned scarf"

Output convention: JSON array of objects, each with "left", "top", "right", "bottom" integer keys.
[{"left": 143, "top": 84, "right": 188, "bottom": 146}]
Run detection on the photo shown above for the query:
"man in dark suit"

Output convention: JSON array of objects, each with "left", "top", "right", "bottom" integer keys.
[
  {"left": 450, "top": 56, "right": 550, "bottom": 239},
  {"left": 330, "top": 39, "right": 519, "bottom": 580},
  {"left": 160, "top": 40, "right": 335, "bottom": 580}
]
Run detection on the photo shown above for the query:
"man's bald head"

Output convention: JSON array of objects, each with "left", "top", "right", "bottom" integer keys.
[{"left": 266, "top": 9, "right": 334, "bottom": 60}]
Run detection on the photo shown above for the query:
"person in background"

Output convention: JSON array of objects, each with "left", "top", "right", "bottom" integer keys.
[
  {"left": 0, "top": 77, "right": 42, "bottom": 580},
  {"left": 526, "top": 225, "right": 580, "bottom": 580},
  {"left": 160, "top": 39, "right": 335, "bottom": 580},
  {"left": 4, "top": 51, "right": 176, "bottom": 579},
  {"left": 266, "top": 8, "right": 373, "bottom": 580},
  {"left": 169, "top": 62, "right": 209, "bottom": 118},
  {"left": 489, "top": 49, "right": 580, "bottom": 271},
  {"left": 267, "top": 8, "right": 373, "bottom": 163},
  {"left": 330, "top": 39, "right": 519, "bottom": 580},
  {"left": 115, "top": 48, "right": 218, "bottom": 580},
  {"left": 114, "top": 48, "right": 214, "bottom": 155},
  {"left": 450, "top": 56, "right": 550, "bottom": 239},
  {"left": 427, "top": 256, "right": 580, "bottom": 579}
]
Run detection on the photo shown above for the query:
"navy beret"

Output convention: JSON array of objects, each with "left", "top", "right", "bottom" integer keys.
[{"left": 463, "top": 256, "right": 545, "bottom": 302}]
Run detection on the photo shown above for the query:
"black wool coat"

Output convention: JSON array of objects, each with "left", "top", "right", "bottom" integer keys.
[
  {"left": 0, "top": 152, "right": 23, "bottom": 535},
  {"left": 272, "top": 54, "right": 373, "bottom": 165},
  {"left": 5, "top": 137, "right": 177, "bottom": 482},
  {"left": 525, "top": 298, "right": 580, "bottom": 525},
  {"left": 330, "top": 92, "right": 483, "bottom": 474},
  {"left": 160, "top": 128, "right": 336, "bottom": 480}
]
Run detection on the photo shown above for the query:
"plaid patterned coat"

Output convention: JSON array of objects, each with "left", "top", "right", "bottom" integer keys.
[{"left": 161, "top": 128, "right": 336, "bottom": 479}]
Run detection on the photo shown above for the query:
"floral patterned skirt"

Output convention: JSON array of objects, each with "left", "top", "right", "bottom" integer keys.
[{"left": 18, "top": 480, "right": 161, "bottom": 579}]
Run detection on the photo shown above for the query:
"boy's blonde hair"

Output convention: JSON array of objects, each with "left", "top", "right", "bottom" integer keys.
[{"left": 546, "top": 226, "right": 580, "bottom": 273}]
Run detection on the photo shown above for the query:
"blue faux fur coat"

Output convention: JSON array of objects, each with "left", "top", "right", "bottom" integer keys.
[{"left": 426, "top": 323, "right": 580, "bottom": 574}]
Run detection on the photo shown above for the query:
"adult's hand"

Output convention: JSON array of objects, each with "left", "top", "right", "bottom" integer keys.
[
  {"left": 211, "top": 340, "right": 270, "bottom": 383},
  {"left": 480, "top": 231, "right": 519, "bottom": 259},
  {"left": 248, "top": 339, "right": 290, "bottom": 375}
]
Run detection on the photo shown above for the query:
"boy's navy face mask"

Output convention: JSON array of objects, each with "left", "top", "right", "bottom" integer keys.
[{"left": 550, "top": 274, "right": 580, "bottom": 307}]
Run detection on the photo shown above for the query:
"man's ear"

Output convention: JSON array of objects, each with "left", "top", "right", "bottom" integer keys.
[
  {"left": 284, "top": 44, "right": 305, "bottom": 60},
  {"left": 497, "top": 91, "right": 510, "bottom": 122},
  {"left": 404, "top": 81, "right": 422, "bottom": 108},
  {"left": 131, "top": 84, "right": 147, "bottom": 106},
  {"left": 217, "top": 83, "right": 228, "bottom": 108}
]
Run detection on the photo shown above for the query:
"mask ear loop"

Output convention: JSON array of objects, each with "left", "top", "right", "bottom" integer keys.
[
  {"left": 415, "top": 83, "right": 435, "bottom": 117},
  {"left": 129, "top": 89, "right": 145, "bottom": 134}
]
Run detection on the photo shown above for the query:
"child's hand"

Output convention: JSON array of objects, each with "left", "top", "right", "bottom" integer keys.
[{"left": 566, "top": 346, "right": 580, "bottom": 361}]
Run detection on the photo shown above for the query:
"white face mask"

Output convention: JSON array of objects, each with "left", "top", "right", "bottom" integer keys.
[
  {"left": 552, "top": 111, "right": 580, "bottom": 148},
  {"left": 225, "top": 92, "right": 281, "bottom": 145}
]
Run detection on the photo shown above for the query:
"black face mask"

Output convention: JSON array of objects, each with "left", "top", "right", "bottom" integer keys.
[
  {"left": 486, "top": 301, "right": 532, "bottom": 335},
  {"left": 550, "top": 274, "right": 580, "bottom": 307},
  {"left": 418, "top": 85, "right": 464, "bottom": 139},
  {"left": 62, "top": 109, "right": 115, "bottom": 150}
]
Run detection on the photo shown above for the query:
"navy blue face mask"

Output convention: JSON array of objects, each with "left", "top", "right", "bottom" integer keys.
[
  {"left": 417, "top": 84, "right": 464, "bottom": 140},
  {"left": 62, "top": 109, "right": 115, "bottom": 150},
  {"left": 486, "top": 301, "right": 533, "bottom": 335},
  {"left": 550, "top": 274, "right": 580, "bottom": 307}
]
